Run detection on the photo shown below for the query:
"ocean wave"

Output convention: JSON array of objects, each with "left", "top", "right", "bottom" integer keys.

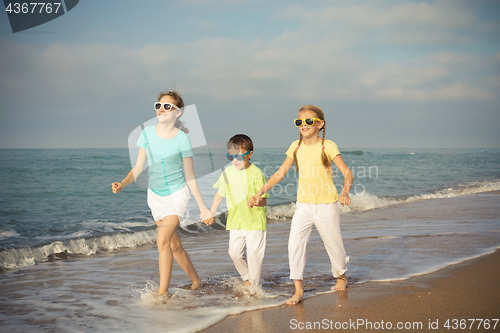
[
  {"left": 341, "top": 150, "right": 364, "bottom": 155},
  {"left": 0, "top": 229, "right": 158, "bottom": 270},
  {"left": 266, "top": 202, "right": 296, "bottom": 220},
  {"left": 33, "top": 230, "right": 93, "bottom": 241},
  {"left": 2, "top": 179, "right": 497, "bottom": 270},
  {"left": 342, "top": 179, "right": 500, "bottom": 213},
  {"left": 0, "top": 229, "right": 21, "bottom": 240},
  {"left": 262, "top": 179, "right": 500, "bottom": 216},
  {"left": 82, "top": 220, "right": 153, "bottom": 228}
]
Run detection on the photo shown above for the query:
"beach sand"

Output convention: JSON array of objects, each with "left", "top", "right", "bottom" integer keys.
[{"left": 201, "top": 249, "right": 500, "bottom": 332}]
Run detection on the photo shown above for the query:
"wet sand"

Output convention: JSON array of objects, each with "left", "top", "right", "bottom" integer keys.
[{"left": 201, "top": 249, "right": 500, "bottom": 332}]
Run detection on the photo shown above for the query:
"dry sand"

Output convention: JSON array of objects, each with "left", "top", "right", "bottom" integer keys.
[{"left": 201, "top": 250, "right": 500, "bottom": 332}]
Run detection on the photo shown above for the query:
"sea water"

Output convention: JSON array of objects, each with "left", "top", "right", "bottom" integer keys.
[{"left": 0, "top": 148, "right": 499, "bottom": 332}]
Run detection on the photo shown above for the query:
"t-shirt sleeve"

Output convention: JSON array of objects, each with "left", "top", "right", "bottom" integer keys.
[
  {"left": 328, "top": 141, "right": 341, "bottom": 160},
  {"left": 256, "top": 169, "right": 269, "bottom": 199},
  {"left": 136, "top": 129, "right": 147, "bottom": 149},
  {"left": 213, "top": 171, "right": 227, "bottom": 197},
  {"left": 285, "top": 140, "right": 299, "bottom": 159},
  {"left": 181, "top": 134, "right": 194, "bottom": 158}
]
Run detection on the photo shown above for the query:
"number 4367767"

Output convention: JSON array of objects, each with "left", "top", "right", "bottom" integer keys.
[
  {"left": 444, "top": 319, "right": 498, "bottom": 330},
  {"left": 5, "top": 3, "right": 62, "bottom": 14}
]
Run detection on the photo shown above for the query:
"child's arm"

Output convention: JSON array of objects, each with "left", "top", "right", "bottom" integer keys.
[
  {"left": 254, "top": 198, "right": 266, "bottom": 207},
  {"left": 209, "top": 193, "right": 223, "bottom": 215},
  {"left": 112, "top": 148, "right": 147, "bottom": 193},
  {"left": 202, "top": 193, "right": 223, "bottom": 226},
  {"left": 183, "top": 157, "right": 214, "bottom": 221},
  {"left": 248, "top": 157, "right": 294, "bottom": 207},
  {"left": 332, "top": 155, "right": 354, "bottom": 207}
]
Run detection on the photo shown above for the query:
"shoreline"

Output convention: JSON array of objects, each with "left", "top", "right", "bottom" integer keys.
[{"left": 201, "top": 249, "right": 500, "bottom": 332}]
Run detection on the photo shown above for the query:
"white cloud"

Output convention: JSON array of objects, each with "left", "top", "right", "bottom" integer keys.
[
  {"left": 434, "top": 81, "right": 493, "bottom": 100},
  {"left": 358, "top": 64, "right": 449, "bottom": 87},
  {"left": 0, "top": 32, "right": 496, "bottom": 118},
  {"left": 477, "top": 22, "right": 499, "bottom": 32},
  {"left": 374, "top": 31, "right": 472, "bottom": 45},
  {"left": 425, "top": 52, "right": 470, "bottom": 64},
  {"left": 282, "top": 1, "right": 476, "bottom": 45},
  {"left": 0, "top": 0, "right": 496, "bottom": 121},
  {"left": 285, "top": 1, "right": 476, "bottom": 28}
]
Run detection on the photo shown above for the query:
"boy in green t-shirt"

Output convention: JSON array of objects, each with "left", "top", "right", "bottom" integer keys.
[{"left": 203, "top": 134, "right": 268, "bottom": 288}]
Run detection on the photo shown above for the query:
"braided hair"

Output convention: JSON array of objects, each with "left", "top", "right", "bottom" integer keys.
[
  {"left": 293, "top": 105, "right": 331, "bottom": 173},
  {"left": 157, "top": 89, "right": 189, "bottom": 134}
]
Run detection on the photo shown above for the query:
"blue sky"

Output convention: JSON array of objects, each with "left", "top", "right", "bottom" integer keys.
[{"left": 0, "top": 0, "right": 499, "bottom": 148}]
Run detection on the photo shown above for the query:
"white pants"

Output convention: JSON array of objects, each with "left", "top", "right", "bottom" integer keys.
[
  {"left": 288, "top": 202, "right": 348, "bottom": 280},
  {"left": 228, "top": 229, "right": 266, "bottom": 287}
]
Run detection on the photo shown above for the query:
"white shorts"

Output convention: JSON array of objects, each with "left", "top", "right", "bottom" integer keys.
[{"left": 147, "top": 185, "right": 190, "bottom": 221}]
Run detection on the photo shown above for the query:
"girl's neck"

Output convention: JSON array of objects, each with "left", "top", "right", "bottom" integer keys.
[
  {"left": 155, "top": 121, "right": 179, "bottom": 140},
  {"left": 302, "top": 135, "right": 322, "bottom": 146}
]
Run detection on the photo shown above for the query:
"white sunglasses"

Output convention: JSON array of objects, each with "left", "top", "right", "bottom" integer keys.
[{"left": 154, "top": 102, "right": 181, "bottom": 112}]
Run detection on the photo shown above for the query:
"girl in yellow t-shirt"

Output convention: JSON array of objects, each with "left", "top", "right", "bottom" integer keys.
[{"left": 248, "top": 105, "right": 353, "bottom": 305}]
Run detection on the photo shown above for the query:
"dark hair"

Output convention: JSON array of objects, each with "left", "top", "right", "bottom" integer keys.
[
  {"left": 227, "top": 134, "right": 254, "bottom": 152},
  {"left": 157, "top": 89, "right": 188, "bottom": 133},
  {"left": 293, "top": 105, "right": 330, "bottom": 173}
]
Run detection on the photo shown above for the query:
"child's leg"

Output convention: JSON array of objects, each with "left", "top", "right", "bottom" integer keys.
[
  {"left": 335, "top": 274, "right": 348, "bottom": 291},
  {"left": 245, "top": 230, "right": 266, "bottom": 287},
  {"left": 288, "top": 203, "right": 315, "bottom": 280},
  {"left": 228, "top": 229, "right": 250, "bottom": 282},
  {"left": 286, "top": 279, "right": 304, "bottom": 305},
  {"left": 170, "top": 230, "right": 201, "bottom": 289},
  {"left": 314, "top": 202, "right": 349, "bottom": 290},
  {"left": 155, "top": 215, "right": 180, "bottom": 295},
  {"left": 287, "top": 203, "right": 314, "bottom": 305}
]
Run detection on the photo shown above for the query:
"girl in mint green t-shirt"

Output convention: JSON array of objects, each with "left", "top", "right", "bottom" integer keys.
[{"left": 112, "top": 90, "right": 213, "bottom": 296}]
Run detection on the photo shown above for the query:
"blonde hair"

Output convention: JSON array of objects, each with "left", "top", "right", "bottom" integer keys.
[
  {"left": 157, "top": 90, "right": 188, "bottom": 133},
  {"left": 293, "top": 105, "right": 331, "bottom": 173}
]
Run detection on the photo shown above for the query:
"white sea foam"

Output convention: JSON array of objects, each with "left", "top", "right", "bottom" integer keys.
[
  {"left": 134, "top": 276, "right": 286, "bottom": 333},
  {"left": 2, "top": 179, "right": 498, "bottom": 271},
  {"left": 82, "top": 220, "right": 152, "bottom": 229},
  {"left": 341, "top": 179, "right": 500, "bottom": 213},
  {"left": 266, "top": 202, "right": 296, "bottom": 220},
  {"left": 0, "top": 229, "right": 158, "bottom": 270},
  {"left": 33, "top": 229, "right": 93, "bottom": 241},
  {"left": 0, "top": 191, "right": 498, "bottom": 333},
  {"left": 354, "top": 245, "right": 500, "bottom": 284},
  {"left": 0, "top": 229, "right": 20, "bottom": 240},
  {"left": 263, "top": 180, "right": 500, "bottom": 217}
]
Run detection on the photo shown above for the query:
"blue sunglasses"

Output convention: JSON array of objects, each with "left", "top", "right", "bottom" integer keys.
[{"left": 226, "top": 150, "right": 252, "bottom": 161}]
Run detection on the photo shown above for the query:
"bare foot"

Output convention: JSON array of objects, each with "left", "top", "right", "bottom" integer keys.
[
  {"left": 285, "top": 291, "right": 303, "bottom": 305},
  {"left": 335, "top": 275, "right": 348, "bottom": 291},
  {"left": 244, "top": 280, "right": 252, "bottom": 287},
  {"left": 191, "top": 279, "right": 202, "bottom": 290}
]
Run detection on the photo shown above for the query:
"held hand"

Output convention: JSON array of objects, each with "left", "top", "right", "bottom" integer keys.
[
  {"left": 202, "top": 217, "right": 215, "bottom": 226},
  {"left": 111, "top": 182, "right": 123, "bottom": 194},
  {"left": 339, "top": 193, "right": 351, "bottom": 207},
  {"left": 247, "top": 194, "right": 260, "bottom": 208},
  {"left": 199, "top": 208, "right": 214, "bottom": 222}
]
